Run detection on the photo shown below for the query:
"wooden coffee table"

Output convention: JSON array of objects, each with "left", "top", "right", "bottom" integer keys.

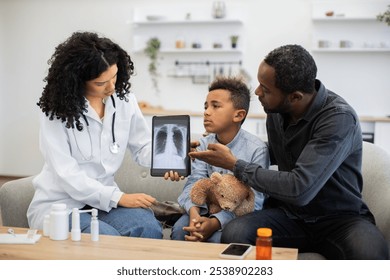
[{"left": 0, "top": 226, "right": 297, "bottom": 260}]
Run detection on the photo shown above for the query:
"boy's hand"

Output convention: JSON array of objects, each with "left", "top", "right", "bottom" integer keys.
[
  {"left": 183, "top": 216, "right": 221, "bottom": 242},
  {"left": 182, "top": 207, "right": 203, "bottom": 241},
  {"left": 183, "top": 219, "right": 203, "bottom": 241}
]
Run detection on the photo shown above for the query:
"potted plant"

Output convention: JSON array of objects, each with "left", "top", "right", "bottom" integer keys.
[
  {"left": 230, "top": 35, "right": 239, "bottom": 48},
  {"left": 144, "top": 37, "right": 161, "bottom": 93},
  {"left": 377, "top": 5, "right": 390, "bottom": 26}
]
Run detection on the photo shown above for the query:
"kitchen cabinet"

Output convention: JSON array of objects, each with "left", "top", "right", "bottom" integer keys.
[{"left": 361, "top": 118, "right": 390, "bottom": 155}]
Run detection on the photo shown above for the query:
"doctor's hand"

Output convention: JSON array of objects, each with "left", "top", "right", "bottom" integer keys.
[
  {"left": 188, "top": 143, "right": 237, "bottom": 171},
  {"left": 118, "top": 193, "right": 156, "bottom": 208},
  {"left": 164, "top": 171, "right": 185, "bottom": 181}
]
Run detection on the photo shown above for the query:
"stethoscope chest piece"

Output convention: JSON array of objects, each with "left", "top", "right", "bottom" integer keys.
[{"left": 110, "top": 142, "right": 120, "bottom": 154}]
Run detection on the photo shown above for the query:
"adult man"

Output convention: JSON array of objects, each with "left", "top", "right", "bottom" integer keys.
[{"left": 189, "top": 45, "right": 388, "bottom": 259}]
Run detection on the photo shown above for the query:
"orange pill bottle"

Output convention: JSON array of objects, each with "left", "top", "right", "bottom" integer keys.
[{"left": 256, "top": 227, "right": 272, "bottom": 260}]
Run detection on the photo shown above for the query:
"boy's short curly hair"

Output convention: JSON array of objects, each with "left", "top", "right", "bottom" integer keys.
[
  {"left": 208, "top": 76, "right": 251, "bottom": 124},
  {"left": 37, "top": 31, "right": 134, "bottom": 130}
]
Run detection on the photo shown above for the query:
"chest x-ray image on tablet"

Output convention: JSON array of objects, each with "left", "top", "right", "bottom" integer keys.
[{"left": 151, "top": 115, "right": 191, "bottom": 177}]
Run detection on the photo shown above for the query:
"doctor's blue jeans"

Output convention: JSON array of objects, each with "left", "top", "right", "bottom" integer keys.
[
  {"left": 69, "top": 207, "right": 163, "bottom": 239},
  {"left": 221, "top": 208, "right": 389, "bottom": 260}
]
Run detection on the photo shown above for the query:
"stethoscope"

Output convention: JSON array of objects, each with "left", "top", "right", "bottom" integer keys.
[{"left": 72, "top": 95, "right": 119, "bottom": 161}]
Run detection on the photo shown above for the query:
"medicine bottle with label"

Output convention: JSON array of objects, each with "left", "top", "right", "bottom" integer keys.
[
  {"left": 49, "top": 203, "right": 69, "bottom": 241},
  {"left": 256, "top": 227, "right": 272, "bottom": 260}
]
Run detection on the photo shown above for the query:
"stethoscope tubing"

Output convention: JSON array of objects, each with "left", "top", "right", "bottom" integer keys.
[{"left": 73, "top": 95, "right": 119, "bottom": 160}]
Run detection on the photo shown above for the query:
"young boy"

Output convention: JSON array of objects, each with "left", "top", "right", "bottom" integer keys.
[{"left": 171, "top": 76, "right": 270, "bottom": 243}]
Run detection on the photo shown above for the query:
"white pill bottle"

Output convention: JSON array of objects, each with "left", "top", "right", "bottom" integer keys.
[{"left": 49, "top": 203, "right": 69, "bottom": 240}]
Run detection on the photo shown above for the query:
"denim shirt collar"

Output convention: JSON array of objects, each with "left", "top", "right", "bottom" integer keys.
[{"left": 215, "top": 128, "right": 243, "bottom": 148}]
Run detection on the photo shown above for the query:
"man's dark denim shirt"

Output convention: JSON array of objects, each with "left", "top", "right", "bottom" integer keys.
[{"left": 234, "top": 80, "right": 373, "bottom": 222}]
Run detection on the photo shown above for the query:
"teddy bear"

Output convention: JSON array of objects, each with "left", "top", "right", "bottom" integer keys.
[{"left": 190, "top": 172, "right": 255, "bottom": 216}]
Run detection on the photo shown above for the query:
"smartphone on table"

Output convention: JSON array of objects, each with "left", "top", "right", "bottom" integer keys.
[
  {"left": 151, "top": 115, "right": 191, "bottom": 177},
  {"left": 219, "top": 243, "right": 253, "bottom": 259}
]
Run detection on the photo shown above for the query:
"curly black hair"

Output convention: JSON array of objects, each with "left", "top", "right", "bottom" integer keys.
[
  {"left": 208, "top": 76, "right": 251, "bottom": 124},
  {"left": 264, "top": 44, "right": 317, "bottom": 94},
  {"left": 37, "top": 31, "right": 134, "bottom": 130}
]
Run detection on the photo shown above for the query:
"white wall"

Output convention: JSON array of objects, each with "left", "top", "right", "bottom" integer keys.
[
  {"left": 0, "top": 0, "right": 389, "bottom": 176},
  {"left": 0, "top": 2, "right": 5, "bottom": 173}
]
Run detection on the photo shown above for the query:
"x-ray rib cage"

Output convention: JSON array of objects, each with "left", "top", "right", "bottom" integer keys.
[{"left": 153, "top": 124, "right": 187, "bottom": 169}]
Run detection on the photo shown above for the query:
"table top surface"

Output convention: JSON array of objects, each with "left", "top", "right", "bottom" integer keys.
[{"left": 0, "top": 227, "right": 297, "bottom": 260}]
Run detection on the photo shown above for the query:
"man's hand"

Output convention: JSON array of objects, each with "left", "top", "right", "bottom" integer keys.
[
  {"left": 190, "top": 141, "right": 200, "bottom": 152},
  {"left": 188, "top": 143, "right": 237, "bottom": 171}
]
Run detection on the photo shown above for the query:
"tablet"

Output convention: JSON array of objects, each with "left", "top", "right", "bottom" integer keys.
[{"left": 151, "top": 115, "right": 191, "bottom": 177}]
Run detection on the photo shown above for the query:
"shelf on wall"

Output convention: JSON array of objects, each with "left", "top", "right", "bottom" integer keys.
[
  {"left": 312, "top": 48, "right": 390, "bottom": 53},
  {"left": 133, "top": 48, "right": 242, "bottom": 54},
  {"left": 134, "top": 19, "right": 243, "bottom": 26},
  {"left": 312, "top": 16, "right": 378, "bottom": 21},
  {"left": 132, "top": 17, "right": 244, "bottom": 55}
]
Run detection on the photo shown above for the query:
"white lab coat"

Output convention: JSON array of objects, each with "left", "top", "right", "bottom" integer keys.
[{"left": 27, "top": 93, "right": 151, "bottom": 229}]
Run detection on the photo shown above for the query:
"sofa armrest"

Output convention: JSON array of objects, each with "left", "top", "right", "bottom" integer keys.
[{"left": 0, "top": 176, "right": 35, "bottom": 228}]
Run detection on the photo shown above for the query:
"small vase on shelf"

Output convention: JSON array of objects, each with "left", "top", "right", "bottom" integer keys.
[
  {"left": 230, "top": 35, "right": 239, "bottom": 49},
  {"left": 212, "top": 1, "right": 226, "bottom": 19}
]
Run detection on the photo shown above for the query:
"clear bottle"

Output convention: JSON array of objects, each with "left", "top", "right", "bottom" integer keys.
[
  {"left": 256, "top": 227, "right": 272, "bottom": 260},
  {"left": 49, "top": 203, "right": 69, "bottom": 241},
  {"left": 90, "top": 208, "right": 99, "bottom": 242}
]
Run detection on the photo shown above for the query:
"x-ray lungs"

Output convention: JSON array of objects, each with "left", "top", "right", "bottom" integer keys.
[{"left": 151, "top": 115, "right": 191, "bottom": 177}]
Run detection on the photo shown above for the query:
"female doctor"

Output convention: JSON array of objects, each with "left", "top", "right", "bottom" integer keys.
[{"left": 27, "top": 31, "right": 179, "bottom": 238}]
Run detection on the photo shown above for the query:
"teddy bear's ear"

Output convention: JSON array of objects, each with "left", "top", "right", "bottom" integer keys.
[{"left": 210, "top": 172, "right": 222, "bottom": 184}]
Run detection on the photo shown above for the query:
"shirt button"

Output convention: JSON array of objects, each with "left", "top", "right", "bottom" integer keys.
[{"left": 141, "top": 171, "right": 147, "bottom": 178}]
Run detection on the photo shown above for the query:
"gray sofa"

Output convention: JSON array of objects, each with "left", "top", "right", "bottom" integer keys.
[{"left": 1, "top": 141, "right": 390, "bottom": 259}]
